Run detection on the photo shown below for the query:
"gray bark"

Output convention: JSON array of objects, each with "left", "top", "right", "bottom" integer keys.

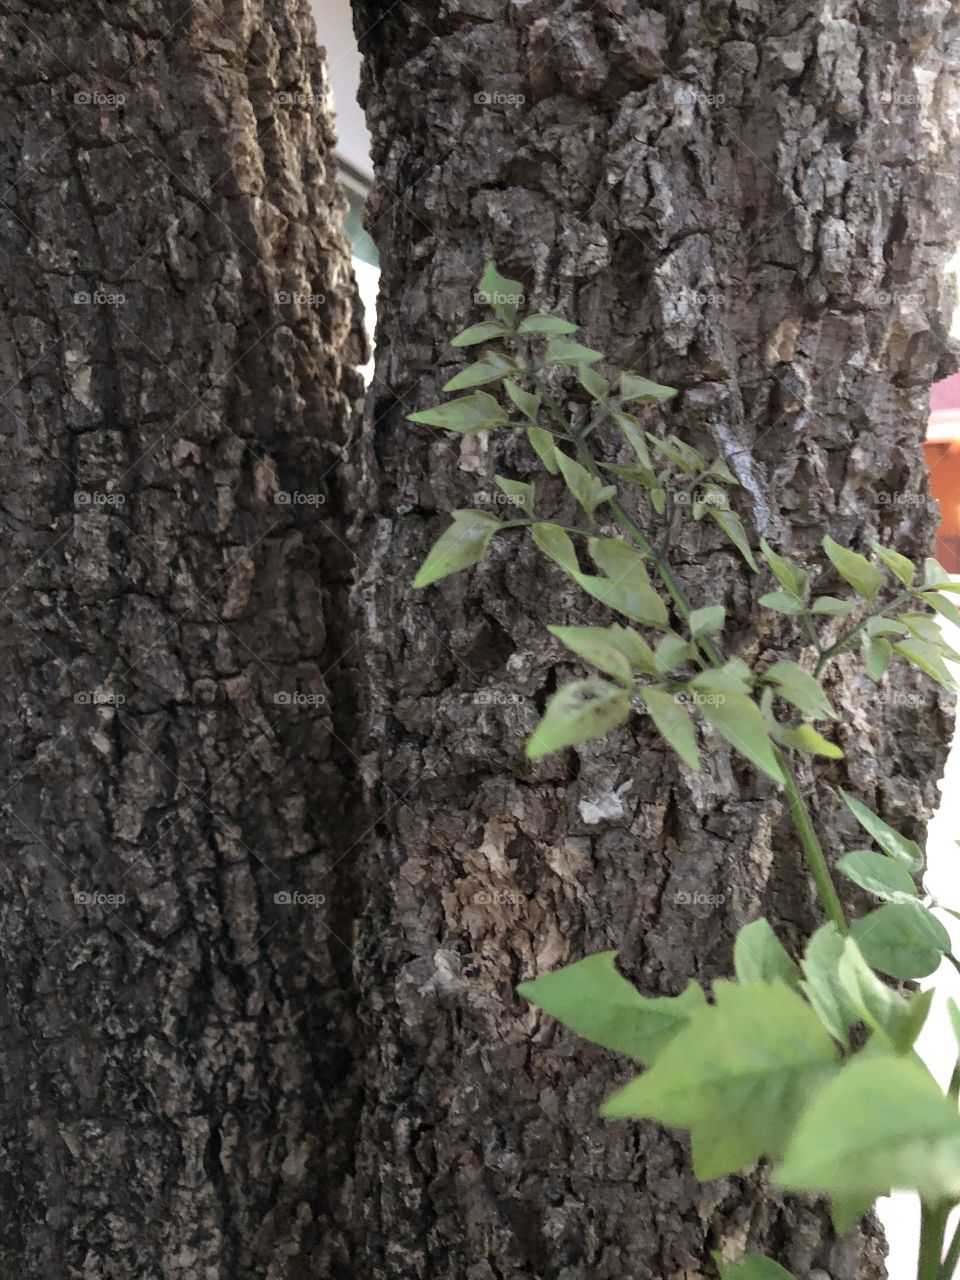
[
  {"left": 0, "top": 2, "right": 364, "bottom": 1275},
  {"left": 348, "top": 2, "right": 960, "bottom": 1277}
]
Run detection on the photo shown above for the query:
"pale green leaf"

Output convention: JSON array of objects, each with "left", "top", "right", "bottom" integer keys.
[
  {"left": 451, "top": 320, "right": 512, "bottom": 347},
  {"left": 871, "top": 542, "right": 916, "bottom": 587},
  {"left": 613, "top": 411, "right": 653, "bottom": 468},
  {"left": 863, "top": 636, "right": 892, "bottom": 682},
  {"left": 710, "top": 508, "right": 759, "bottom": 570},
  {"left": 545, "top": 337, "right": 603, "bottom": 366},
  {"left": 801, "top": 924, "right": 858, "bottom": 1046},
  {"left": 763, "top": 660, "right": 835, "bottom": 720},
  {"left": 837, "top": 850, "right": 917, "bottom": 902},
  {"left": 689, "top": 605, "right": 726, "bottom": 638},
  {"left": 579, "top": 364, "right": 610, "bottom": 400},
  {"left": 775, "top": 723, "right": 844, "bottom": 760},
  {"left": 526, "top": 425, "right": 559, "bottom": 473},
  {"left": 548, "top": 625, "right": 634, "bottom": 686},
  {"left": 823, "top": 535, "right": 884, "bottom": 602},
  {"left": 517, "top": 313, "right": 578, "bottom": 335},
  {"left": 837, "top": 938, "right": 932, "bottom": 1054},
  {"left": 851, "top": 903, "right": 949, "bottom": 980},
  {"left": 413, "top": 510, "right": 500, "bottom": 588},
  {"left": 478, "top": 262, "right": 524, "bottom": 325},
  {"left": 811, "top": 595, "right": 856, "bottom": 616},
  {"left": 407, "top": 390, "right": 507, "bottom": 433},
  {"left": 556, "top": 452, "right": 617, "bottom": 516},
  {"left": 532, "top": 522, "right": 579, "bottom": 575},
  {"left": 653, "top": 632, "right": 693, "bottom": 674},
  {"left": 734, "top": 919, "right": 800, "bottom": 990},
  {"left": 620, "top": 373, "right": 678, "bottom": 404},
  {"left": 892, "top": 637, "right": 957, "bottom": 690},
  {"left": 759, "top": 590, "right": 806, "bottom": 615},
  {"left": 840, "top": 791, "right": 923, "bottom": 872},
  {"left": 443, "top": 351, "right": 517, "bottom": 392},
  {"left": 641, "top": 687, "right": 700, "bottom": 770},
  {"left": 759, "top": 539, "right": 807, "bottom": 598},
  {"left": 504, "top": 379, "right": 541, "bottom": 421},
  {"left": 526, "top": 679, "right": 631, "bottom": 759},
  {"left": 713, "top": 1253, "right": 796, "bottom": 1280},
  {"left": 494, "top": 474, "right": 534, "bottom": 516},
  {"left": 688, "top": 683, "right": 785, "bottom": 784}
]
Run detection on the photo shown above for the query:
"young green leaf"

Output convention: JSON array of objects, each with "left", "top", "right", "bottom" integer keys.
[
  {"left": 503, "top": 379, "right": 541, "bottom": 421},
  {"left": 688, "top": 682, "right": 785, "bottom": 784},
  {"left": 641, "top": 688, "right": 700, "bottom": 770},
  {"left": 580, "top": 539, "right": 670, "bottom": 629},
  {"left": 451, "top": 320, "right": 512, "bottom": 347},
  {"left": 811, "top": 595, "right": 857, "bottom": 616},
  {"left": 545, "top": 337, "right": 604, "bottom": 366},
  {"left": 759, "top": 539, "right": 807, "bottom": 598},
  {"left": 712, "top": 1254, "right": 796, "bottom": 1280},
  {"left": 734, "top": 919, "right": 800, "bottom": 990},
  {"left": 863, "top": 636, "right": 892, "bottom": 682},
  {"left": 517, "top": 313, "right": 578, "bottom": 335},
  {"left": 921, "top": 589, "right": 960, "bottom": 630},
  {"left": 774, "top": 723, "right": 844, "bottom": 760},
  {"left": 775, "top": 1054, "right": 960, "bottom": 1207},
  {"left": 689, "top": 605, "right": 726, "bottom": 638},
  {"left": 822, "top": 535, "right": 884, "bottom": 602},
  {"left": 494, "top": 474, "right": 535, "bottom": 516},
  {"left": 532, "top": 522, "right": 579, "bottom": 576},
  {"left": 526, "top": 426, "right": 559, "bottom": 473},
  {"left": 407, "top": 390, "right": 508, "bottom": 433},
  {"left": 413, "top": 510, "right": 500, "bottom": 588},
  {"left": 478, "top": 262, "right": 524, "bottom": 325},
  {"left": 579, "top": 364, "right": 610, "bottom": 400},
  {"left": 836, "top": 938, "right": 932, "bottom": 1054},
  {"left": 709, "top": 507, "right": 759, "bottom": 571},
  {"left": 517, "top": 951, "right": 705, "bottom": 1064},
  {"left": 836, "top": 850, "right": 917, "bottom": 903},
  {"left": 547, "top": 625, "right": 634, "bottom": 687},
  {"left": 613, "top": 411, "right": 653, "bottom": 469},
  {"left": 924, "top": 556, "right": 960, "bottom": 590},
  {"left": 620, "top": 373, "right": 678, "bottom": 404},
  {"left": 556, "top": 453, "right": 617, "bottom": 517},
  {"left": 443, "top": 351, "right": 518, "bottom": 392},
  {"left": 602, "top": 980, "right": 838, "bottom": 1180},
  {"left": 840, "top": 790, "right": 923, "bottom": 872},
  {"left": 871, "top": 542, "right": 915, "bottom": 587},
  {"left": 763, "top": 660, "right": 835, "bottom": 720},
  {"left": 526, "top": 679, "right": 631, "bottom": 759},
  {"left": 759, "top": 590, "right": 806, "bottom": 615},
  {"left": 892, "top": 637, "right": 957, "bottom": 690},
  {"left": 801, "top": 924, "right": 859, "bottom": 1046},
  {"left": 647, "top": 433, "right": 705, "bottom": 474},
  {"left": 850, "top": 902, "right": 949, "bottom": 980}
]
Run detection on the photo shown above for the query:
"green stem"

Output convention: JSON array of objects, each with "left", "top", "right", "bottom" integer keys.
[
  {"left": 920, "top": 1202, "right": 949, "bottom": 1280},
  {"left": 939, "top": 1215, "right": 960, "bottom": 1280},
  {"left": 777, "top": 750, "right": 847, "bottom": 934},
  {"left": 814, "top": 589, "right": 917, "bottom": 678}
]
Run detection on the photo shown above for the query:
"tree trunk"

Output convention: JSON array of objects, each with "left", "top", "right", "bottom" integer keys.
[
  {"left": 0, "top": 3, "right": 364, "bottom": 1275},
  {"left": 349, "top": 2, "right": 960, "bottom": 1277}
]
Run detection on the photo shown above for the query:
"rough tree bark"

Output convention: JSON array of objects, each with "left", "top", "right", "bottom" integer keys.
[
  {"left": 0, "top": 3, "right": 364, "bottom": 1275},
  {"left": 349, "top": 2, "right": 960, "bottom": 1277}
]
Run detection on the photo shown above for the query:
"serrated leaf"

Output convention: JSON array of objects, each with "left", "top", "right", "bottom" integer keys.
[
  {"left": 526, "top": 426, "right": 559, "bottom": 473},
  {"left": 518, "top": 951, "right": 705, "bottom": 1064},
  {"left": 775, "top": 1054, "right": 960, "bottom": 1205},
  {"left": 760, "top": 590, "right": 806, "bottom": 615},
  {"left": 443, "top": 351, "right": 518, "bottom": 392},
  {"left": 837, "top": 850, "right": 917, "bottom": 902},
  {"left": 641, "top": 687, "right": 700, "bottom": 770},
  {"left": 479, "top": 262, "right": 524, "bottom": 325},
  {"left": 413, "top": 510, "right": 500, "bottom": 588},
  {"left": 801, "top": 924, "right": 858, "bottom": 1046},
  {"left": 602, "top": 981, "right": 838, "bottom": 1179},
  {"left": 763, "top": 660, "right": 836, "bottom": 720},
  {"left": 775, "top": 723, "right": 843, "bottom": 760},
  {"left": 548, "top": 625, "right": 634, "bottom": 686},
  {"left": 689, "top": 605, "right": 726, "bottom": 638},
  {"left": 851, "top": 902, "right": 949, "bottom": 980},
  {"left": 613, "top": 411, "right": 652, "bottom": 468},
  {"left": 811, "top": 595, "right": 856, "bottom": 616},
  {"left": 532, "top": 522, "right": 579, "bottom": 575},
  {"left": 688, "top": 681, "right": 785, "bottom": 784},
  {"left": 556, "top": 453, "right": 616, "bottom": 517},
  {"left": 712, "top": 1253, "right": 796, "bottom": 1280},
  {"left": 840, "top": 791, "right": 923, "bottom": 872},
  {"left": 545, "top": 337, "right": 603, "bottom": 366},
  {"left": 525, "top": 678, "right": 631, "bottom": 759},
  {"left": 620, "top": 373, "right": 678, "bottom": 404},
  {"left": 823, "top": 535, "right": 884, "bottom": 602},
  {"left": 734, "top": 919, "right": 800, "bottom": 990},
  {"left": 759, "top": 539, "right": 807, "bottom": 598},
  {"left": 871, "top": 542, "right": 916, "bottom": 587},
  {"left": 494, "top": 474, "right": 534, "bottom": 516},
  {"left": 451, "top": 320, "right": 512, "bottom": 347},
  {"left": 517, "top": 313, "right": 578, "bottom": 335},
  {"left": 407, "top": 390, "right": 508, "bottom": 433},
  {"left": 709, "top": 507, "right": 759, "bottom": 571}
]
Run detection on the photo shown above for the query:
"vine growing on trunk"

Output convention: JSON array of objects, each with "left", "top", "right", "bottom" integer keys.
[{"left": 410, "top": 263, "right": 960, "bottom": 1280}]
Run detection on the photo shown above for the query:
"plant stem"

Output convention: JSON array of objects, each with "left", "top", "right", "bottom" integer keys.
[
  {"left": 920, "top": 1202, "right": 949, "bottom": 1280},
  {"left": 777, "top": 750, "right": 847, "bottom": 934},
  {"left": 813, "top": 589, "right": 917, "bottom": 678},
  {"left": 939, "top": 1215, "right": 960, "bottom": 1280}
]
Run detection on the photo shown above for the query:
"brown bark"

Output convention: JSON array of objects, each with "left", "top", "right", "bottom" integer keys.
[
  {"left": 0, "top": 2, "right": 364, "bottom": 1275},
  {"left": 348, "top": 2, "right": 960, "bottom": 1277}
]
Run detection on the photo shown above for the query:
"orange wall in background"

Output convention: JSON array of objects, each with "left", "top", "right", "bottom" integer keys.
[{"left": 925, "top": 440, "right": 960, "bottom": 572}]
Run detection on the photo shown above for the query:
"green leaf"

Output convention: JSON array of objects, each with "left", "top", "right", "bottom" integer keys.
[
  {"left": 801, "top": 924, "right": 858, "bottom": 1046},
  {"left": 709, "top": 507, "right": 759, "bottom": 571},
  {"left": 613, "top": 411, "right": 652, "bottom": 468},
  {"left": 763, "top": 660, "right": 835, "bottom": 720},
  {"left": 580, "top": 539, "right": 669, "bottom": 629},
  {"left": 602, "top": 981, "right": 838, "bottom": 1179},
  {"left": 413, "top": 510, "right": 500, "bottom": 588},
  {"left": 712, "top": 1254, "right": 796, "bottom": 1280},
  {"left": 922, "top": 590, "right": 960, "bottom": 630},
  {"left": 641, "top": 687, "right": 700, "bottom": 770},
  {"left": 619, "top": 373, "right": 678, "bottom": 404},
  {"left": 503, "top": 379, "right": 540, "bottom": 421},
  {"left": 548, "top": 625, "right": 634, "bottom": 686},
  {"left": 863, "top": 636, "right": 892, "bottom": 682},
  {"left": 759, "top": 539, "right": 807, "bottom": 598},
  {"left": 837, "top": 850, "right": 917, "bottom": 902},
  {"left": 526, "top": 679, "right": 631, "bottom": 759},
  {"left": 689, "top": 605, "right": 725, "bottom": 638},
  {"left": 545, "top": 337, "right": 603, "bottom": 366},
  {"left": 479, "top": 262, "right": 524, "bottom": 325},
  {"left": 579, "top": 364, "right": 610, "bottom": 400},
  {"left": 494, "top": 474, "right": 534, "bottom": 516},
  {"left": 517, "top": 314, "right": 578, "bottom": 335},
  {"left": 451, "top": 320, "right": 512, "bottom": 347},
  {"left": 407, "top": 390, "right": 508, "bottom": 433},
  {"left": 759, "top": 590, "right": 806, "bottom": 615},
  {"left": 526, "top": 426, "right": 559, "bottom": 473},
  {"left": 840, "top": 790, "right": 923, "bottom": 873},
  {"left": 924, "top": 556, "right": 960, "bottom": 589},
  {"left": 871, "top": 542, "right": 916, "bottom": 587},
  {"left": 775, "top": 723, "right": 843, "bottom": 760},
  {"left": 517, "top": 951, "right": 705, "bottom": 1064},
  {"left": 556, "top": 453, "right": 616, "bottom": 517},
  {"left": 837, "top": 938, "right": 932, "bottom": 1054},
  {"left": 892, "top": 637, "right": 957, "bottom": 690},
  {"left": 811, "top": 595, "right": 857, "bottom": 616},
  {"left": 823, "top": 535, "right": 884, "bottom": 602},
  {"left": 532, "top": 522, "right": 579, "bottom": 576},
  {"left": 851, "top": 903, "right": 949, "bottom": 980},
  {"left": 647, "top": 433, "right": 705, "bottom": 474},
  {"left": 653, "top": 632, "right": 693, "bottom": 675},
  {"left": 688, "top": 681, "right": 785, "bottom": 784},
  {"left": 443, "top": 351, "right": 518, "bottom": 392},
  {"left": 734, "top": 919, "right": 800, "bottom": 990},
  {"left": 775, "top": 1054, "right": 960, "bottom": 1205}
]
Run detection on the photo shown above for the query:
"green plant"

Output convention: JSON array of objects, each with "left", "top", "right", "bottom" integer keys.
[{"left": 409, "top": 263, "right": 960, "bottom": 1279}]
